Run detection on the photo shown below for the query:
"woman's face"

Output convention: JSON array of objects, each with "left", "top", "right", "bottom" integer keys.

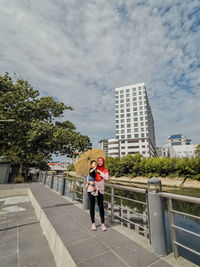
[{"left": 97, "top": 158, "right": 103, "bottom": 166}]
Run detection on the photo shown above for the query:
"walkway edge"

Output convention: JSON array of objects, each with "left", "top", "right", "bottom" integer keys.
[{"left": 28, "top": 188, "right": 77, "bottom": 267}]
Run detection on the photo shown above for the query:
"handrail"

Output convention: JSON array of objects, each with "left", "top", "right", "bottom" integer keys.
[
  {"left": 159, "top": 192, "right": 200, "bottom": 204},
  {"left": 105, "top": 183, "right": 146, "bottom": 194}
]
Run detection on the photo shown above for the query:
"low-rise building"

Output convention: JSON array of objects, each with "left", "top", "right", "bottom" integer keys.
[
  {"left": 162, "top": 134, "right": 198, "bottom": 158},
  {"left": 98, "top": 139, "right": 108, "bottom": 156}
]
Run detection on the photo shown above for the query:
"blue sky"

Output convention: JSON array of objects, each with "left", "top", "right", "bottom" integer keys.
[{"left": 0, "top": 0, "right": 200, "bottom": 152}]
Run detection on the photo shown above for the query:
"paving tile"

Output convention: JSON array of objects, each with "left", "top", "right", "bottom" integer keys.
[
  {"left": 114, "top": 245, "right": 158, "bottom": 267},
  {"left": 61, "top": 227, "right": 90, "bottom": 245},
  {"left": 0, "top": 242, "right": 17, "bottom": 258},
  {"left": 67, "top": 237, "right": 108, "bottom": 264},
  {"left": 78, "top": 251, "right": 128, "bottom": 267},
  {"left": 0, "top": 228, "right": 17, "bottom": 245},
  {"left": 150, "top": 259, "right": 172, "bottom": 267},
  {"left": 92, "top": 228, "right": 134, "bottom": 250},
  {"left": 0, "top": 252, "right": 18, "bottom": 266}
]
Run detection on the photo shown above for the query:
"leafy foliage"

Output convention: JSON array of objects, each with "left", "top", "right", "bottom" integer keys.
[
  {"left": 0, "top": 73, "right": 92, "bottom": 177},
  {"left": 105, "top": 154, "right": 200, "bottom": 180}
]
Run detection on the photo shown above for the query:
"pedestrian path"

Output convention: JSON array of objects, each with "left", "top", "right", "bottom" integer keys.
[
  {"left": 29, "top": 183, "right": 172, "bottom": 267},
  {"left": 0, "top": 194, "right": 56, "bottom": 267}
]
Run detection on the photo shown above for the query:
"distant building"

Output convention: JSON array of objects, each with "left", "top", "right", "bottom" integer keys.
[
  {"left": 48, "top": 162, "right": 70, "bottom": 171},
  {"left": 109, "top": 82, "right": 156, "bottom": 158},
  {"left": 162, "top": 134, "right": 197, "bottom": 158},
  {"left": 99, "top": 139, "right": 108, "bottom": 156}
]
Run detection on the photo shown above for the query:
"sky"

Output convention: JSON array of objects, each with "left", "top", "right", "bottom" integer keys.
[{"left": 1, "top": 0, "right": 200, "bottom": 152}]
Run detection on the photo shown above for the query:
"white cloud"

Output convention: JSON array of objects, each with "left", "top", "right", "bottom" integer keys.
[{"left": 0, "top": 0, "right": 200, "bottom": 148}]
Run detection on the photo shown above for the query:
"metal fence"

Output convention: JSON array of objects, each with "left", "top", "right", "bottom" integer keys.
[{"left": 39, "top": 171, "right": 200, "bottom": 261}]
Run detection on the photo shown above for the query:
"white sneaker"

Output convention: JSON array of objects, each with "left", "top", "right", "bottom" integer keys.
[
  {"left": 91, "top": 223, "right": 97, "bottom": 231},
  {"left": 101, "top": 224, "right": 107, "bottom": 232}
]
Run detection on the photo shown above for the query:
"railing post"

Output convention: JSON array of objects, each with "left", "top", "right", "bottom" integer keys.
[
  {"left": 168, "top": 198, "right": 179, "bottom": 258},
  {"left": 83, "top": 176, "right": 89, "bottom": 210},
  {"left": 60, "top": 175, "right": 66, "bottom": 196},
  {"left": 111, "top": 185, "right": 114, "bottom": 223},
  {"left": 50, "top": 172, "right": 54, "bottom": 189},
  {"left": 147, "top": 177, "right": 167, "bottom": 256},
  {"left": 72, "top": 180, "right": 75, "bottom": 201},
  {"left": 43, "top": 171, "right": 47, "bottom": 185}
]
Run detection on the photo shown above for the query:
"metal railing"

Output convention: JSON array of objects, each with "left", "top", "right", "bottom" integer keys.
[
  {"left": 104, "top": 183, "right": 149, "bottom": 238},
  {"left": 159, "top": 192, "right": 200, "bottom": 259},
  {"left": 39, "top": 171, "right": 200, "bottom": 261}
]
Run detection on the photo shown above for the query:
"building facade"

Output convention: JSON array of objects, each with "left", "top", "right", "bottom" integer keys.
[
  {"left": 162, "top": 134, "right": 197, "bottom": 158},
  {"left": 109, "top": 82, "right": 156, "bottom": 158},
  {"left": 98, "top": 139, "right": 108, "bottom": 156}
]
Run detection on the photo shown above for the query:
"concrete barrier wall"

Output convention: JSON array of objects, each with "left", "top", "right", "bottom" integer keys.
[{"left": 28, "top": 188, "right": 77, "bottom": 267}]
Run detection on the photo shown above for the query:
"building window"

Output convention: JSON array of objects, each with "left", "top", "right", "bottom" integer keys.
[
  {"left": 126, "top": 108, "right": 130, "bottom": 112},
  {"left": 133, "top": 97, "right": 137, "bottom": 101},
  {"left": 127, "top": 118, "right": 131, "bottom": 122},
  {"left": 141, "top": 128, "right": 144, "bottom": 132},
  {"left": 121, "top": 119, "right": 124, "bottom": 123},
  {"left": 133, "top": 112, "right": 137, "bottom": 116},
  {"left": 141, "top": 122, "right": 144, "bottom": 126},
  {"left": 121, "top": 130, "right": 125, "bottom": 134},
  {"left": 127, "top": 124, "right": 131, "bottom": 127},
  {"left": 120, "top": 99, "right": 124, "bottom": 103},
  {"left": 116, "top": 130, "right": 119, "bottom": 134},
  {"left": 127, "top": 134, "right": 131, "bottom": 138},
  {"left": 127, "top": 113, "right": 131, "bottom": 117},
  {"left": 140, "top": 117, "right": 143, "bottom": 121},
  {"left": 126, "top": 89, "right": 130, "bottom": 92},
  {"left": 139, "top": 91, "right": 142, "bottom": 95},
  {"left": 145, "top": 111, "right": 147, "bottom": 114},
  {"left": 139, "top": 96, "right": 142, "bottom": 100},
  {"left": 120, "top": 109, "right": 124, "bottom": 113},
  {"left": 126, "top": 98, "right": 130, "bottom": 102},
  {"left": 115, "top": 115, "right": 119, "bottom": 118},
  {"left": 135, "top": 128, "right": 138, "bottom": 132},
  {"left": 144, "top": 106, "right": 147, "bottom": 110},
  {"left": 141, "top": 133, "right": 145, "bottom": 137},
  {"left": 133, "top": 107, "right": 137, "bottom": 111},
  {"left": 140, "top": 111, "right": 143, "bottom": 115},
  {"left": 145, "top": 116, "right": 148, "bottom": 120},
  {"left": 133, "top": 102, "right": 137, "bottom": 106},
  {"left": 115, "top": 105, "right": 119, "bottom": 109},
  {"left": 127, "top": 129, "right": 131, "bottom": 133},
  {"left": 115, "top": 100, "right": 118, "bottom": 105},
  {"left": 139, "top": 101, "right": 143, "bottom": 105},
  {"left": 120, "top": 114, "right": 124, "bottom": 118},
  {"left": 116, "top": 135, "right": 119, "bottom": 139},
  {"left": 115, "top": 95, "right": 119, "bottom": 99},
  {"left": 116, "top": 110, "right": 119, "bottom": 114},
  {"left": 116, "top": 125, "right": 119, "bottom": 129},
  {"left": 146, "top": 127, "right": 148, "bottom": 131},
  {"left": 132, "top": 88, "right": 136, "bottom": 92},
  {"left": 146, "top": 133, "right": 149, "bottom": 137},
  {"left": 140, "top": 106, "right": 143, "bottom": 110},
  {"left": 126, "top": 103, "right": 130, "bottom": 107},
  {"left": 120, "top": 104, "right": 124, "bottom": 108},
  {"left": 134, "top": 118, "right": 138, "bottom": 122},
  {"left": 135, "top": 134, "right": 139, "bottom": 138},
  {"left": 134, "top": 123, "right": 138, "bottom": 127},
  {"left": 115, "top": 120, "right": 119, "bottom": 124},
  {"left": 133, "top": 92, "right": 136, "bottom": 96},
  {"left": 121, "top": 135, "right": 125, "bottom": 139},
  {"left": 126, "top": 94, "right": 130, "bottom": 97},
  {"left": 121, "top": 124, "right": 124, "bottom": 128},
  {"left": 120, "top": 90, "right": 123, "bottom": 94}
]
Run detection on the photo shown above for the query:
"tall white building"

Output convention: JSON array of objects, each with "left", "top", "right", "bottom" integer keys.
[{"left": 109, "top": 82, "right": 156, "bottom": 158}]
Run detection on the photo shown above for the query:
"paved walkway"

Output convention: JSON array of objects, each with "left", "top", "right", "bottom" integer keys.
[
  {"left": 0, "top": 194, "right": 56, "bottom": 267},
  {"left": 29, "top": 183, "right": 172, "bottom": 267}
]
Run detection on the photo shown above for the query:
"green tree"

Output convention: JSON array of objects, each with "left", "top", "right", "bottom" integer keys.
[{"left": 0, "top": 73, "right": 92, "bottom": 178}]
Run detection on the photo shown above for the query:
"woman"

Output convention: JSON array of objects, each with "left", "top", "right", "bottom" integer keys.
[{"left": 87, "top": 157, "right": 110, "bottom": 231}]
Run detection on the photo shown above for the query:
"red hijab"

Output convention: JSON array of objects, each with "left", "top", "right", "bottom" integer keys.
[{"left": 95, "top": 157, "right": 109, "bottom": 182}]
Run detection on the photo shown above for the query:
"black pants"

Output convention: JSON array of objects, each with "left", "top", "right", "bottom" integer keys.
[{"left": 88, "top": 192, "right": 104, "bottom": 224}]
